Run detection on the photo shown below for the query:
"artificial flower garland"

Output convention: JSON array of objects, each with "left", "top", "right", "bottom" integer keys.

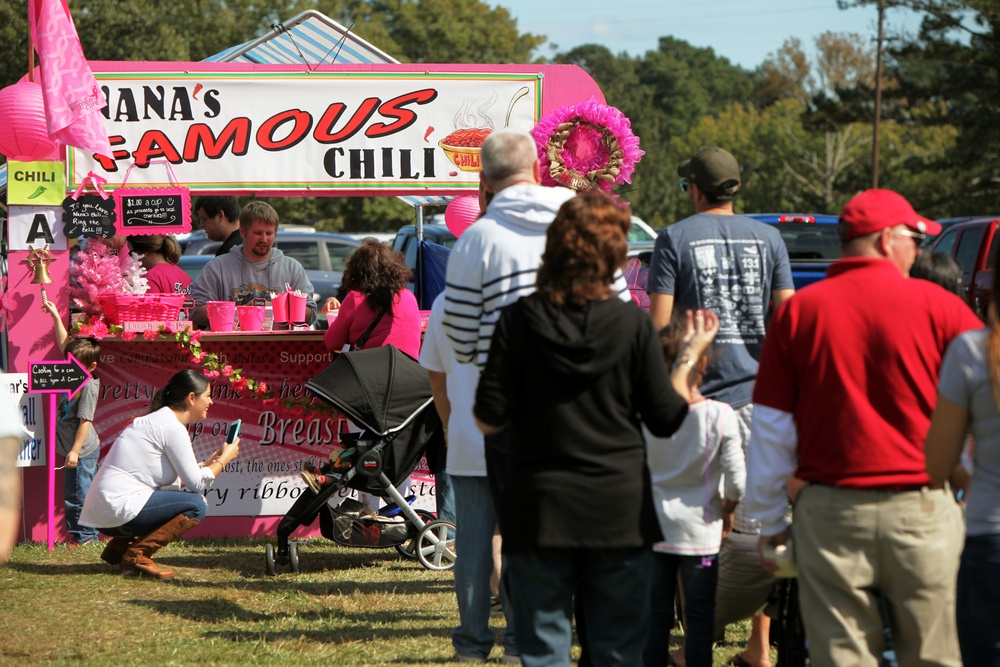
[
  {"left": 70, "top": 318, "right": 335, "bottom": 416},
  {"left": 530, "top": 96, "right": 644, "bottom": 194}
]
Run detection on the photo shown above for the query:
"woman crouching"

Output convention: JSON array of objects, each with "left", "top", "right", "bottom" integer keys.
[{"left": 79, "top": 370, "right": 239, "bottom": 581}]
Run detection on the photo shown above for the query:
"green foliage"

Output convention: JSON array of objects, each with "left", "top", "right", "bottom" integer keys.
[{"left": 2, "top": 0, "right": 995, "bottom": 223}]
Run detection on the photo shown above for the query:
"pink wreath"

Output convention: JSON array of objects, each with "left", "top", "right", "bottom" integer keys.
[{"left": 531, "top": 97, "right": 644, "bottom": 194}]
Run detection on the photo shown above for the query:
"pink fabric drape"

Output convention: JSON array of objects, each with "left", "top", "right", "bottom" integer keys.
[{"left": 28, "top": 0, "right": 112, "bottom": 158}]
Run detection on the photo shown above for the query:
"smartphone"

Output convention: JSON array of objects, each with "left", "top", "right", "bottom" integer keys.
[{"left": 226, "top": 419, "right": 242, "bottom": 444}]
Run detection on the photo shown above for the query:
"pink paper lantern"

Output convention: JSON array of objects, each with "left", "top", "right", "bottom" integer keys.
[
  {"left": 444, "top": 195, "right": 481, "bottom": 238},
  {"left": 0, "top": 80, "right": 60, "bottom": 161}
]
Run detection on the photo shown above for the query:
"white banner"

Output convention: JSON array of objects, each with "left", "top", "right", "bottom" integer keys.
[
  {"left": 68, "top": 70, "right": 541, "bottom": 195},
  {"left": 1, "top": 374, "right": 45, "bottom": 468},
  {"left": 7, "top": 206, "right": 66, "bottom": 252}
]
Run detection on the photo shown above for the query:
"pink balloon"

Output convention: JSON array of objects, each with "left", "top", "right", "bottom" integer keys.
[
  {"left": 444, "top": 196, "right": 481, "bottom": 238},
  {"left": 0, "top": 80, "right": 60, "bottom": 161}
]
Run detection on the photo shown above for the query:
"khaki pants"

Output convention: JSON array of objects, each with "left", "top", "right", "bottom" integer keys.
[{"left": 794, "top": 484, "right": 963, "bottom": 667}]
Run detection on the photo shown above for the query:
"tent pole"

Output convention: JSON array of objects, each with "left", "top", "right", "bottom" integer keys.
[{"left": 415, "top": 207, "right": 425, "bottom": 308}]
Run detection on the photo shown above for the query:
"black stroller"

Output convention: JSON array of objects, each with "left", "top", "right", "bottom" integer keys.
[{"left": 264, "top": 345, "right": 457, "bottom": 573}]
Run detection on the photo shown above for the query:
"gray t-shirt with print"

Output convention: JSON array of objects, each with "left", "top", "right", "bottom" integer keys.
[
  {"left": 646, "top": 212, "right": 793, "bottom": 408},
  {"left": 937, "top": 328, "right": 999, "bottom": 537},
  {"left": 56, "top": 378, "right": 101, "bottom": 458}
]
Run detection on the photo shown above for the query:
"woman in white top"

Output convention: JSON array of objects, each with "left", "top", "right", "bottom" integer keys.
[{"left": 80, "top": 369, "right": 239, "bottom": 581}]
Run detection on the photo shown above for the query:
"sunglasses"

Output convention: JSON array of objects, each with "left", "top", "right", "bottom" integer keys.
[
  {"left": 679, "top": 178, "right": 692, "bottom": 193},
  {"left": 894, "top": 228, "right": 927, "bottom": 245}
]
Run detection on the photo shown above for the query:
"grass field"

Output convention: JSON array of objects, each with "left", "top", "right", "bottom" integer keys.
[{"left": 0, "top": 537, "right": 766, "bottom": 666}]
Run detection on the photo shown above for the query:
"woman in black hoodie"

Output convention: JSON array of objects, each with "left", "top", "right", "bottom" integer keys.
[{"left": 475, "top": 190, "right": 719, "bottom": 667}]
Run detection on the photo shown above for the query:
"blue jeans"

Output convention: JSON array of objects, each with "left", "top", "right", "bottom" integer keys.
[
  {"left": 645, "top": 552, "right": 718, "bottom": 667},
  {"left": 957, "top": 533, "right": 1000, "bottom": 666},
  {"left": 451, "top": 475, "right": 516, "bottom": 658},
  {"left": 64, "top": 449, "right": 99, "bottom": 542},
  {"left": 99, "top": 490, "right": 207, "bottom": 538},
  {"left": 435, "top": 471, "right": 456, "bottom": 525},
  {"left": 507, "top": 546, "right": 652, "bottom": 667}
]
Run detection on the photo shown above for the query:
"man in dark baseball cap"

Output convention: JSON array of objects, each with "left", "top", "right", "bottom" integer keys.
[
  {"left": 677, "top": 146, "right": 742, "bottom": 198},
  {"left": 647, "top": 145, "right": 794, "bottom": 667}
]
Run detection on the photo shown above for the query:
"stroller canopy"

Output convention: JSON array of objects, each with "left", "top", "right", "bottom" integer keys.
[{"left": 306, "top": 345, "right": 433, "bottom": 436}]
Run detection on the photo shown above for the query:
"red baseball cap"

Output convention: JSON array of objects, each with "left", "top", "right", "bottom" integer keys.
[{"left": 839, "top": 189, "right": 941, "bottom": 241}]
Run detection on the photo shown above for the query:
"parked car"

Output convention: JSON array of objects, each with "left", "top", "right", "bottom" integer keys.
[
  {"left": 182, "top": 224, "right": 320, "bottom": 256},
  {"left": 926, "top": 216, "right": 1000, "bottom": 320},
  {"left": 747, "top": 213, "right": 841, "bottom": 290},
  {"left": 177, "top": 254, "right": 214, "bottom": 283},
  {"left": 179, "top": 230, "right": 361, "bottom": 304}
]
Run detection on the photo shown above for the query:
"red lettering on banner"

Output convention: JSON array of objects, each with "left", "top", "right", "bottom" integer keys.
[
  {"left": 366, "top": 89, "right": 438, "bottom": 138},
  {"left": 183, "top": 118, "right": 252, "bottom": 160},
  {"left": 133, "top": 130, "right": 183, "bottom": 166},
  {"left": 93, "top": 135, "right": 133, "bottom": 171},
  {"left": 257, "top": 109, "right": 312, "bottom": 151},
  {"left": 313, "top": 98, "right": 380, "bottom": 143}
]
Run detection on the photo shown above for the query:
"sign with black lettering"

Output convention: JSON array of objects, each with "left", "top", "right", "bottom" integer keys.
[
  {"left": 113, "top": 186, "right": 191, "bottom": 236},
  {"left": 62, "top": 194, "right": 117, "bottom": 239},
  {"left": 28, "top": 355, "right": 92, "bottom": 399}
]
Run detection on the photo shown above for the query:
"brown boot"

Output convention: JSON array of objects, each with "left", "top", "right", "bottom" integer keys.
[
  {"left": 120, "top": 515, "right": 200, "bottom": 581},
  {"left": 101, "top": 537, "right": 137, "bottom": 566}
]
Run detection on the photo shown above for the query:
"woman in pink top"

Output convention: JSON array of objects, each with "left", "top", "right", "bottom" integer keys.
[
  {"left": 128, "top": 235, "right": 192, "bottom": 294},
  {"left": 323, "top": 239, "right": 421, "bottom": 358}
]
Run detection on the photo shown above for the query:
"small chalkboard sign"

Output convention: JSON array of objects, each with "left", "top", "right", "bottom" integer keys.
[
  {"left": 28, "top": 355, "right": 92, "bottom": 399},
  {"left": 62, "top": 194, "right": 117, "bottom": 239},
  {"left": 113, "top": 186, "right": 192, "bottom": 236}
]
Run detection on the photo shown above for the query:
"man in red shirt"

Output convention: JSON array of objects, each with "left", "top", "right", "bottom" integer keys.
[{"left": 745, "top": 189, "right": 982, "bottom": 667}]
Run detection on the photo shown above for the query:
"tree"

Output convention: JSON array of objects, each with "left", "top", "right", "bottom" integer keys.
[
  {"left": 755, "top": 38, "right": 813, "bottom": 108},
  {"left": 840, "top": 0, "right": 1000, "bottom": 210},
  {"left": 326, "top": 0, "right": 545, "bottom": 64}
]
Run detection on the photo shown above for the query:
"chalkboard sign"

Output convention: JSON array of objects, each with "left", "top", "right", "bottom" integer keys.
[
  {"left": 113, "top": 186, "right": 192, "bottom": 236},
  {"left": 62, "top": 194, "right": 117, "bottom": 239},
  {"left": 28, "top": 355, "right": 92, "bottom": 399}
]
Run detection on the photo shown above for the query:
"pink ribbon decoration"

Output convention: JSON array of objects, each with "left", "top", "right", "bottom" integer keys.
[
  {"left": 119, "top": 159, "right": 184, "bottom": 187},
  {"left": 28, "top": 0, "right": 113, "bottom": 159},
  {"left": 71, "top": 170, "right": 109, "bottom": 200}
]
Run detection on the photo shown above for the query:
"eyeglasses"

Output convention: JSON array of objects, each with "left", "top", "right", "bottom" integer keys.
[
  {"left": 894, "top": 228, "right": 927, "bottom": 245},
  {"left": 679, "top": 178, "right": 692, "bottom": 193}
]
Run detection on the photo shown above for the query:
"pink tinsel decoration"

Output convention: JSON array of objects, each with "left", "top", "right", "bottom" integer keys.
[
  {"left": 531, "top": 96, "right": 644, "bottom": 193},
  {"left": 69, "top": 239, "right": 145, "bottom": 319}
]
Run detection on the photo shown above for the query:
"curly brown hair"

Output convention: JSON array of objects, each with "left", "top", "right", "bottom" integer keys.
[
  {"left": 536, "top": 191, "right": 630, "bottom": 306},
  {"left": 341, "top": 239, "right": 410, "bottom": 311}
]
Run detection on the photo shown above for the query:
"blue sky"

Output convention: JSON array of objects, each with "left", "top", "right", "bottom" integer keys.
[{"left": 494, "top": 0, "right": 925, "bottom": 69}]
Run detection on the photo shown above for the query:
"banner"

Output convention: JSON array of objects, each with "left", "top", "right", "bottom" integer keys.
[
  {"left": 1, "top": 374, "right": 45, "bottom": 468},
  {"left": 94, "top": 337, "right": 437, "bottom": 516},
  {"left": 68, "top": 69, "right": 542, "bottom": 195}
]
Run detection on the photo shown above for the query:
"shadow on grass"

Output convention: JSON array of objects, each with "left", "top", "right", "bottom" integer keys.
[
  {"left": 7, "top": 561, "right": 114, "bottom": 576},
  {"left": 129, "top": 598, "right": 453, "bottom": 643}
]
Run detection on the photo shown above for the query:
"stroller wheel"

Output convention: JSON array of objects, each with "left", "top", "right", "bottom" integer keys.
[
  {"left": 416, "top": 519, "right": 457, "bottom": 571},
  {"left": 396, "top": 510, "right": 436, "bottom": 560},
  {"left": 288, "top": 541, "right": 300, "bottom": 573},
  {"left": 264, "top": 543, "right": 277, "bottom": 577}
]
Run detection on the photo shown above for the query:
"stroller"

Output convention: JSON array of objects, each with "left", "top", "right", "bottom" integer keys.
[{"left": 264, "top": 345, "right": 456, "bottom": 573}]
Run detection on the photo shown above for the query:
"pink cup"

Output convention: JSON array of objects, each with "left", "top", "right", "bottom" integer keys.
[
  {"left": 271, "top": 292, "right": 289, "bottom": 323},
  {"left": 236, "top": 305, "right": 265, "bottom": 332},
  {"left": 288, "top": 293, "right": 307, "bottom": 323},
  {"left": 206, "top": 301, "right": 236, "bottom": 332}
]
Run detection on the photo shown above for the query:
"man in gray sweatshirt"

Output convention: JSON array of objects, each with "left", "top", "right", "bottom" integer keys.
[{"left": 190, "top": 201, "right": 317, "bottom": 328}]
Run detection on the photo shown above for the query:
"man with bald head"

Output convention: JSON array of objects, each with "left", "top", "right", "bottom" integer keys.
[{"left": 441, "top": 129, "right": 628, "bottom": 664}]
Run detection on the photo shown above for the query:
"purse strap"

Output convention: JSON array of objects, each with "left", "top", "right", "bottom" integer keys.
[{"left": 354, "top": 304, "right": 390, "bottom": 350}]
